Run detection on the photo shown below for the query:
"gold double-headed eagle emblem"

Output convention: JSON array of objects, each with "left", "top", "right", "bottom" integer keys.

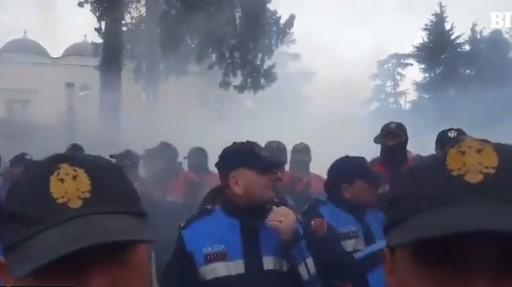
[
  {"left": 447, "top": 138, "right": 498, "bottom": 184},
  {"left": 50, "top": 163, "right": 92, "bottom": 208}
]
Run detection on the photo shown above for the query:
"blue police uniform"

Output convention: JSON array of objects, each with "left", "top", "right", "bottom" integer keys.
[
  {"left": 303, "top": 199, "right": 387, "bottom": 287},
  {"left": 161, "top": 200, "right": 319, "bottom": 287}
]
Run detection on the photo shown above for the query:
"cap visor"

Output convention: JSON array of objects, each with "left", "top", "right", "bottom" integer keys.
[
  {"left": 386, "top": 204, "right": 512, "bottom": 247},
  {"left": 373, "top": 134, "right": 383, "bottom": 144},
  {"left": 6, "top": 213, "right": 153, "bottom": 278},
  {"left": 251, "top": 158, "right": 284, "bottom": 174}
]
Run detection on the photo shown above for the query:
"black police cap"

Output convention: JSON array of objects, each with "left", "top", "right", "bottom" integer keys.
[
  {"left": 143, "top": 141, "right": 179, "bottom": 162},
  {"left": 0, "top": 153, "right": 151, "bottom": 277},
  {"left": 215, "top": 141, "right": 283, "bottom": 177},
  {"left": 263, "top": 141, "right": 288, "bottom": 165},
  {"left": 9, "top": 152, "right": 33, "bottom": 168},
  {"left": 374, "top": 121, "right": 408, "bottom": 144},
  {"left": 324, "top": 156, "right": 381, "bottom": 194},
  {"left": 384, "top": 137, "right": 512, "bottom": 247},
  {"left": 110, "top": 149, "right": 140, "bottom": 167},
  {"left": 435, "top": 128, "right": 467, "bottom": 152}
]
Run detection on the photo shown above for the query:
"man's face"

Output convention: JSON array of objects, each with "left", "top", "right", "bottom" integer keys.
[
  {"left": 230, "top": 168, "right": 281, "bottom": 205},
  {"left": 290, "top": 151, "right": 311, "bottom": 173},
  {"left": 112, "top": 244, "right": 152, "bottom": 287},
  {"left": 342, "top": 179, "right": 379, "bottom": 208},
  {"left": 384, "top": 248, "right": 512, "bottom": 287},
  {"left": 382, "top": 133, "right": 403, "bottom": 146},
  {"left": 187, "top": 152, "right": 208, "bottom": 173}
]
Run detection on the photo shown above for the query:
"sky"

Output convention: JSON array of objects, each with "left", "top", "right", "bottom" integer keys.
[{"left": 0, "top": 0, "right": 511, "bottom": 172}]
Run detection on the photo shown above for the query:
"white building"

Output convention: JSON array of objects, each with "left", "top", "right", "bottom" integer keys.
[{"left": 0, "top": 32, "right": 312, "bottom": 161}]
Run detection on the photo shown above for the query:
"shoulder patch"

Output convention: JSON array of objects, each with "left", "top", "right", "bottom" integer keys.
[
  {"left": 310, "top": 218, "right": 328, "bottom": 236},
  {"left": 179, "top": 205, "right": 215, "bottom": 230}
]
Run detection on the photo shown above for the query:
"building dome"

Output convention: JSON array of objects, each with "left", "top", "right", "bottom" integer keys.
[
  {"left": 0, "top": 31, "right": 50, "bottom": 57},
  {"left": 62, "top": 36, "right": 95, "bottom": 57}
]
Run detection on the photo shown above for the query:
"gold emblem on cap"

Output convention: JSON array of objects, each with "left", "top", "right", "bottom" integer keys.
[
  {"left": 447, "top": 138, "right": 498, "bottom": 184},
  {"left": 50, "top": 163, "right": 92, "bottom": 208}
]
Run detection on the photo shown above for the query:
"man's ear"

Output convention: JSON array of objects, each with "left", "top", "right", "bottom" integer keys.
[
  {"left": 228, "top": 171, "right": 243, "bottom": 195},
  {"left": 384, "top": 248, "right": 398, "bottom": 287}
]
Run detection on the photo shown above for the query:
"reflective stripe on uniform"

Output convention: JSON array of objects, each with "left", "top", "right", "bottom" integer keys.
[
  {"left": 198, "top": 260, "right": 245, "bottom": 280},
  {"left": 354, "top": 240, "right": 386, "bottom": 259},
  {"left": 297, "top": 257, "right": 316, "bottom": 281},
  {"left": 198, "top": 256, "right": 295, "bottom": 280},
  {"left": 262, "top": 256, "right": 290, "bottom": 272}
]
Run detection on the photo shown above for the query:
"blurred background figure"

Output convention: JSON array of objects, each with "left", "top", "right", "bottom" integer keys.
[
  {"left": 282, "top": 142, "right": 325, "bottom": 211},
  {"left": 0, "top": 152, "right": 33, "bottom": 202},
  {"left": 434, "top": 128, "right": 467, "bottom": 154},
  {"left": 371, "top": 122, "right": 415, "bottom": 191},
  {"left": 65, "top": 143, "right": 85, "bottom": 155},
  {"left": 110, "top": 149, "right": 142, "bottom": 188},
  {"left": 184, "top": 146, "right": 219, "bottom": 201},
  {"left": 264, "top": 140, "right": 288, "bottom": 171},
  {"left": 142, "top": 141, "right": 181, "bottom": 202},
  {"left": 264, "top": 140, "right": 290, "bottom": 204}
]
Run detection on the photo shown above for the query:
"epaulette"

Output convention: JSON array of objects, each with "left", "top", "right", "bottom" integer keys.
[{"left": 178, "top": 204, "right": 215, "bottom": 230}]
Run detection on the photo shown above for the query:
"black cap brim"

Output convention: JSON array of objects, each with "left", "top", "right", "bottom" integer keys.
[
  {"left": 373, "top": 134, "right": 384, "bottom": 145},
  {"left": 247, "top": 157, "right": 284, "bottom": 174},
  {"left": 5, "top": 213, "right": 153, "bottom": 278},
  {"left": 386, "top": 203, "right": 512, "bottom": 247}
]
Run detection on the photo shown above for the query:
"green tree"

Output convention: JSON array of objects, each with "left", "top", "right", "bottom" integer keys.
[
  {"left": 370, "top": 53, "right": 413, "bottom": 111},
  {"left": 159, "top": 0, "right": 295, "bottom": 93},
  {"left": 413, "top": 2, "right": 464, "bottom": 104}
]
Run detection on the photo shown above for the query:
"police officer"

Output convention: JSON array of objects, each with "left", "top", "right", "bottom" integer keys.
[
  {"left": 371, "top": 122, "right": 415, "bottom": 190},
  {"left": 185, "top": 146, "right": 220, "bottom": 200},
  {"left": 110, "top": 149, "right": 142, "bottom": 187},
  {"left": 382, "top": 137, "right": 512, "bottom": 287},
  {"left": 0, "top": 152, "right": 33, "bottom": 202},
  {"left": 65, "top": 143, "right": 85, "bottom": 155},
  {"left": 264, "top": 140, "right": 288, "bottom": 169},
  {"left": 434, "top": 128, "right": 467, "bottom": 154},
  {"left": 161, "top": 141, "right": 319, "bottom": 287},
  {"left": 0, "top": 153, "right": 153, "bottom": 286},
  {"left": 303, "top": 156, "right": 386, "bottom": 287},
  {"left": 283, "top": 143, "right": 325, "bottom": 211}
]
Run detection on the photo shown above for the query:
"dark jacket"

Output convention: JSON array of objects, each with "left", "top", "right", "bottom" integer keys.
[
  {"left": 160, "top": 198, "right": 319, "bottom": 287},
  {"left": 302, "top": 198, "right": 386, "bottom": 287}
]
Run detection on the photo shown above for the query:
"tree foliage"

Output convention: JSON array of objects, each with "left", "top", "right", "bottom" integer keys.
[
  {"left": 370, "top": 2, "right": 512, "bottom": 128},
  {"left": 371, "top": 53, "right": 413, "bottom": 111},
  {"left": 159, "top": 0, "right": 295, "bottom": 93}
]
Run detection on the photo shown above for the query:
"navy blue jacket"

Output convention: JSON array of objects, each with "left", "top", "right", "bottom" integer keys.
[
  {"left": 302, "top": 198, "right": 387, "bottom": 287},
  {"left": 161, "top": 199, "right": 320, "bottom": 287}
]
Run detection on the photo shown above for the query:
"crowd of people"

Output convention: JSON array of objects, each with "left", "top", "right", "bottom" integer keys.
[{"left": 1, "top": 121, "right": 510, "bottom": 287}]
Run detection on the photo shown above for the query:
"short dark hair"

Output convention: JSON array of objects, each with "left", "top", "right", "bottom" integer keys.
[
  {"left": 27, "top": 242, "right": 140, "bottom": 280},
  {"left": 392, "top": 232, "right": 512, "bottom": 280}
]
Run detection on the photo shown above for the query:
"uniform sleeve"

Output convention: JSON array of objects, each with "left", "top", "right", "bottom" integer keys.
[
  {"left": 302, "top": 210, "right": 369, "bottom": 287},
  {"left": 283, "top": 230, "right": 321, "bottom": 287},
  {"left": 160, "top": 233, "right": 201, "bottom": 287},
  {"left": 353, "top": 240, "right": 386, "bottom": 275}
]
